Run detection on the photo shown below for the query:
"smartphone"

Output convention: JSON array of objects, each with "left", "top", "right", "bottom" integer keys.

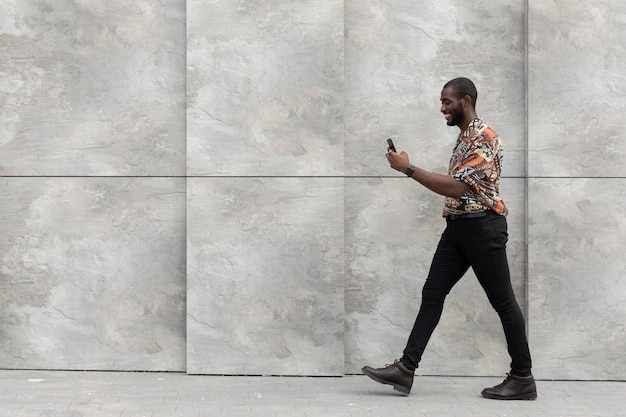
[{"left": 386, "top": 138, "right": 397, "bottom": 153}]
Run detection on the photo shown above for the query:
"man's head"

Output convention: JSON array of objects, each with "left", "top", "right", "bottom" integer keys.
[
  {"left": 440, "top": 77, "right": 478, "bottom": 129},
  {"left": 443, "top": 77, "right": 477, "bottom": 109}
]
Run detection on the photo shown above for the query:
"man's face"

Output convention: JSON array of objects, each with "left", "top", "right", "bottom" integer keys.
[{"left": 440, "top": 87, "right": 465, "bottom": 127}]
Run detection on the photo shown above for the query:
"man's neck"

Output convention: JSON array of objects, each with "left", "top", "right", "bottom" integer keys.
[{"left": 458, "top": 112, "right": 479, "bottom": 133}]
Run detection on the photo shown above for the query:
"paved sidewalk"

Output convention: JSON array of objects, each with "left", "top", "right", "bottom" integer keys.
[{"left": 0, "top": 370, "right": 623, "bottom": 417}]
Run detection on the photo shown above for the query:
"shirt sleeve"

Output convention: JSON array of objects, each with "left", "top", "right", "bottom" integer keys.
[{"left": 452, "top": 136, "right": 495, "bottom": 191}]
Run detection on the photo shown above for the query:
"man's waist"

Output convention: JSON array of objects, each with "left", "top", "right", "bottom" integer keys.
[{"left": 445, "top": 210, "right": 494, "bottom": 221}]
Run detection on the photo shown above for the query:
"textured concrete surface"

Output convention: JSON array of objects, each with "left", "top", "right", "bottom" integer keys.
[
  {"left": 527, "top": 0, "right": 626, "bottom": 380},
  {"left": 0, "top": 178, "right": 187, "bottom": 371},
  {"left": 0, "top": 0, "right": 186, "bottom": 176},
  {"left": 0, "top": 370, "right": 624, "bottom": 417},
  {"left": 186, "top": 0, "right": 344, "bottom": 176},
  {"left": 0, "top": 0, "right": 624, "bottom": 381},
  {"left": 186, "top": 178, "right": 345, "bottom": 376},
  {"left": 529, "top": 0, "right": 626, "bottom": 177},
  {"left": 528, "top": 178, "right": 626, "bottom": 380}
]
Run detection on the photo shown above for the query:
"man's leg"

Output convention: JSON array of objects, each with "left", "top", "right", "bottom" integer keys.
[
  {"left": 466, "top": 215, "right": 532, "bottom": 376},
  {"left": 463, "top": 214, "right": 535, "bottom": 399},
  {"left": 400, "top": 228, "right": 470, "bottom": 370},
  {"left": 362, "top": 226, "right": 469, "bottom": 394}
]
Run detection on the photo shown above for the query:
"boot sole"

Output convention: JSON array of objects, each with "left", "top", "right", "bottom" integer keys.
[
  {"left": 481, "top": 391, "right": 537, "bottom": 400},
  {"left": 362, "top": 367, "right": 411, "bottom": 395}
]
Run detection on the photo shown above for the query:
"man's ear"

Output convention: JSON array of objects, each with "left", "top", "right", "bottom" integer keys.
[{"left": 462, "top": 95, "right": 472, "bottom": 108}]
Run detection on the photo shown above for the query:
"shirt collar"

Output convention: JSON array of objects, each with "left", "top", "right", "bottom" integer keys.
[{"left": 462, "top": 117, "right": 482, "bottom": 139}]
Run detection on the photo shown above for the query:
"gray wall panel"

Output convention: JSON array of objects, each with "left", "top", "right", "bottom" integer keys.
[
  {"left": 0, "top": 0, "right": 186, "bottom": 176},
  {"left": 529, "top": 0, "right": 626, "bottom": 177},
  {"left": 187, "top": 178, "right": 345, "bottom": 375},
  {"left": 0, "top": 178, "right": 186, "bottom": 371},
  {"left": 528, "top": 178, "right": 626, "bottom": 380},
  {"left": 187, "top": 0, "right": 344, "bottom": 176}
]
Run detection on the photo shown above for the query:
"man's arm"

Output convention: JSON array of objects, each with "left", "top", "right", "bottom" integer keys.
[{"left": 387, "top": 151, "right": 470, "bottom": 199}]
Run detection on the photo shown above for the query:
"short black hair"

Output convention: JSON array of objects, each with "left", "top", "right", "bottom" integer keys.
[{"left": 443, "top": 77, "right": 477, "bottom": 109}]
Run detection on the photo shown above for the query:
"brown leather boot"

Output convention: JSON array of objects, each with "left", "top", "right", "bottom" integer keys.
[
  {"left": 481, "top": 373, "right": 537, "bottom": 400},
  {"left": 362, "top": 360, "right": 414, "bottom": 394}
]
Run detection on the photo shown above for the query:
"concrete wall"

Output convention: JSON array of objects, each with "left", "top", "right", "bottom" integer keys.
[
  {"left": 1, "top": 0, "right": 624, "bottom": 380},
  {"left": 1, "top": 0, "right": 187, "bottom": 371},
  {"left": 527, "top": 1, "right": 626, "bottom": 380}
]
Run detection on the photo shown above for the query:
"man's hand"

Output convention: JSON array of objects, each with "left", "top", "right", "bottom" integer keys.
[
  {"left": 386, "top": 150, "right": 411, "bottom": 174},
  {"left": 385, "top": 148, "right": 471, "bottom": 199}
]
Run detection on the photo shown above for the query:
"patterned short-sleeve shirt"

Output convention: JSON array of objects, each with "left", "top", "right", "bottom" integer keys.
[{"left": 444, "top": 118, "right": 508, "bottom": 216}]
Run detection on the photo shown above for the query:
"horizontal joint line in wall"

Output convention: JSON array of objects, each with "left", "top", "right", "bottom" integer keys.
[{"left": 1, "top": 176, "right": 623, "bottom": 179}]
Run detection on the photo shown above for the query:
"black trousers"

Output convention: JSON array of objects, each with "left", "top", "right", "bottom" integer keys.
[{"left": 400, "top": 211, "right": 532, "bottom": 376}]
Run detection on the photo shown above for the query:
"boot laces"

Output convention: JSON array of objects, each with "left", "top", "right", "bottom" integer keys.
[
  {"left": 493, "top": 373, "right": 513, "bottom": 389},
  {"left": 383, "top": 360, "right": 402, "bottom": 369}
]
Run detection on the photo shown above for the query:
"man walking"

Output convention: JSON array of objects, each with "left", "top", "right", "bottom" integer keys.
[{"left": 362, "top": 77, "right": 536, "bottom": 400}]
